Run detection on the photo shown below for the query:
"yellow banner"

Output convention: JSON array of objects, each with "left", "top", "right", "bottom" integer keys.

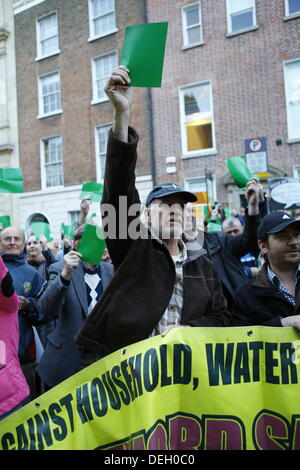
[{"left": 1, "top": 326, "right": 300, "bottom": 450}]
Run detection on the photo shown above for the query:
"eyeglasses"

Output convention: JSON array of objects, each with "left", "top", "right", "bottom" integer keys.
[{"left": 2, "top": 236, "right": 23, "bottom": 243}]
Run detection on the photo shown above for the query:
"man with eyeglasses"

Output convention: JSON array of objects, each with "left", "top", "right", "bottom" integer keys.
[
  {"left": 75, "top": 66, "right": 232, "bottom": 358},
  {"left": 0, "top": 227, "right": 46, "bottom": 402}
]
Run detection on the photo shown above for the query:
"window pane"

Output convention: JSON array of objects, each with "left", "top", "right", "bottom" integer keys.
[
  {"left": 46, "top": 163, "right": 63, "bottom": 187},
  {"left": 94, "top": 12, "right": 115, "bottom": 36},
  {"left": 41, "top": 36, "right": 58, "bottom": 56},
  {"left": 228, "top": 0, "right": 253, "bottom": 14},
  {"left": 186, "top": 6, "right": 199, "bottom": 26},
  {"left": 92, "top": 0, "right": 114, "bottom": 17},
  {"left": 288, "top": 0, "right": 300, "bottom": 14},
  {"left": 39, "top": 13, "right": 58, "bottom": 56},
  {"left": 231, "top": 9, "right": 253, "bottom": 31},
  {"left": 187, "top": 26, "right": 201, "bottom": 44},
  {"left": 94, "top": 53, "right": 117, "bottom": 100},
  {"left": 44, "top": 137, "right": 62, "bottom": 164},
  {"left": 181, "top": 83, "right": 214, "bottom": 152},
  {"left": 69, "top": 211, "right": 80, "bottom": 226},
  {"left": 285, "top": 61, "right": 300, "bottom": 139},
  {"left": 97, "top": 125, "right": 110, "bottom": 177},
  {"left": 41, "top": 73, "right": 60, "bottom": 114}
]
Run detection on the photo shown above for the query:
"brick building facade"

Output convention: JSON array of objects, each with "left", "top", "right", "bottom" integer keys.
[
  {"left": 12, "top": 0, "right": 300, "bottom": 235},
  {"left": 146, "top": 0, "right": 300, "bottom": 209},
  {"left": 13, "top": 0, "right": 153, "bottom": 239}
]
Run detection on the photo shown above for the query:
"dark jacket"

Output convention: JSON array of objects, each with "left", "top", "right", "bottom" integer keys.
[
  {"left": 1, "top": 254, "right": 47, "bottom": 363},
  {"left": 75, "top": 127, "right": 232, "bottom": 356},
  {"left": 232, "top": 263, "right": 300, "bottom": 327},
  {"left": 203, "top": 215, "right": 260, "bottom": 306},
  {"left": 36, "top": 260, "right": 114, "bottom": 387}
]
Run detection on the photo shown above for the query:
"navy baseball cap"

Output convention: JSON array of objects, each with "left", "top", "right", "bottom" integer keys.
[
  {"left": 257, "top": 211, "right": 300, "bottom": 240},
  {"left": 145, "top": 183, "right": 197, "bottom": 207}
]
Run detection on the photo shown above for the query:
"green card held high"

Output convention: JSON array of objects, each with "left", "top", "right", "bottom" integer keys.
[
  {"left": 30, "top": 222, "right": 53, "bottom": 242},
  {"left": 226, "top": 156, "right": 254, "bottom": 189},
  {"left": 0, "top": 168, "right": 24, "bottom": 193},
  {"left": 121, "top": 22, "right": 168, "bottom": 87},
  {"left": 77, "top": 224, "right": 106, "bottom": 266},
  {"left": 80, "top": 182, "right": 104, "bottom": 203}
]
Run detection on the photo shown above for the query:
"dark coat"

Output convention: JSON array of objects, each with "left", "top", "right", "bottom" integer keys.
[
  {"left": 75, "top": 127, "right": 232, "bottom": 356},
  {"left": 1, "top": 254, "right": 46, "bottom": 364},
  {"left": 232, "top": 263, "right": 300, "bottom": 327},
  {"left": 35, "top": 260, "right": 114, "bottom": 387}
]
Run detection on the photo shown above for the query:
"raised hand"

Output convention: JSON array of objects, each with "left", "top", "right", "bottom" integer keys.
[{"left": 104, "top": 65, "right": 132, "bottom": 114}]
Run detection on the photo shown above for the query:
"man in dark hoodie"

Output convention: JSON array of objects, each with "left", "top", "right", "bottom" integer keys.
[{"left": 0, "top": 227, "right": 46, "bottom": 401}]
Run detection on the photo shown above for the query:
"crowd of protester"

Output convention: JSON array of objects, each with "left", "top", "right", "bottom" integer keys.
[{"left": 0, "top": 65, "right": 300, "bottom": 422}]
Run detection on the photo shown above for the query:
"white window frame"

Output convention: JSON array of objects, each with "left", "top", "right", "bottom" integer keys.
[
  {"left": 37, "top": 70, "right": 63, "bottom": 119},
  {"left": 293, "top": 165, "right": 300, "bottom": 179},
  {"left": 36, "top": 11, "right": 60, "bottom": 61},
  {"left": 88, "top": 0, "right": 118, "bottom": 42},
  {"left": 181, "top": 2, "right": 203, "bottom": 49},
  {"left": 283, "top": 58, "right": 300, "bottom": 142},
  {"left": 91, "top": 50, "right": 118, "bottom": 104},
  {"left": 40, "top": 135, "right": 64, "bottom": 190},
  {"left": 179, "top": 80, "right": 217, "bottom": 158},
  {"left": 226, "top": 0, "right": 257, "bottom": 34},
  {"left": 68, "top": 211, "right": 81, "bottom": 226},
  {"left": 285, "top": 0, "right": 300, "bottom": 17},
  {"left": 95, "top": 123, "right": 111, "bottom": 181}
]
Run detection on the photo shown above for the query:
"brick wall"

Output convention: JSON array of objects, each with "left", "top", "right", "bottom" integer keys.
[
  {"left": 14, "top": 0, "right": 152, "bottom": 193},
  {"left": 147, "top": 0, "right": 300, "bottom": 204}
]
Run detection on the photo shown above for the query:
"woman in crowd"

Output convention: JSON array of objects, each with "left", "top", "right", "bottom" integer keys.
[{"left": 0, "top": 256, "right": 29, "bottom": 421}]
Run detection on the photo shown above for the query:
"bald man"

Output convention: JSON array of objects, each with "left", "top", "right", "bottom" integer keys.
[{"left": 0, "top": 227, "right": 46, "bottom": 401}]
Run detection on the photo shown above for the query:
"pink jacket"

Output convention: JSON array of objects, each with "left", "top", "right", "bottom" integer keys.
[{"left": 0, "top": 257, "right": 29, "bottom": 416}]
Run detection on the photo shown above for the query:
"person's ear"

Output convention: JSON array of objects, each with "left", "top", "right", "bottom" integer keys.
[{"left": 258, "top": 240, "right": 267, "bottom": 255}]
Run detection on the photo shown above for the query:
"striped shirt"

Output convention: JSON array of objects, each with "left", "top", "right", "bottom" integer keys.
[
  {"left": 267, "top": 264, "right": 300, "bottom": 307},
  {"left": 151, "top": 241, "right": 187, "bottom": 336}
]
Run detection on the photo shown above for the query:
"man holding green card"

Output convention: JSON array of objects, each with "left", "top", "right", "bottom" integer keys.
[
  {"left": 75, "top": 65, "right": 232, "bottom": 357},
  {"left": 36, "top": 218, "right": 114, "bottom": 389}
]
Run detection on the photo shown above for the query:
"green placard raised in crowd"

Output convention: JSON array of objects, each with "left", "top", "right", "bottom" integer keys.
[
  {"left": 0, "top": 169, "right": 24, "bottom": 193},
  {"left": 0, "top": 215, "right": 11, "bottom": 230},
  {"left": 121, "top": 22, "right": 168, "bottom": 87},
  {"left": 79, "top": 182, "right": 104, "bottom": 203},
  {"left": 226, "top": 156, "right": 254, "bottom": 189},
  {"left": 30, "top": 222, "right": 53, "bottom": 242},
  {"left": 76, "top": 224, "right": 106, "bottom": 266}
]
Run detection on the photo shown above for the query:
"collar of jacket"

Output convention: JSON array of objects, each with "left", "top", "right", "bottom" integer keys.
[
  {"left": 252, "top": 262, "right": 300, "bottom": 308},
  {"left": 1, "top": 253, "right": 26, "bottom": 266}
]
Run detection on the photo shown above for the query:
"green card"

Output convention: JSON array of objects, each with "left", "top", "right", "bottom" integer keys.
[
  {"left": 30, "top": 222, "right": 53, "bottom": 242},
  {"left": 0, "top": 168, "right": 24, "bottom": 193},
  {"left": 0, "top": 215, "right": 11, "bottom": 230},
  {"left": 226, "top": 157, "right": 253, "bottom": 189},
  {"left": 121, "top": 22, "right": 168, "bottom": 87},
  {"left": 61, "top": 223, "right": 74, "bottom": 239},
  {"left": 76, "top": 224, "right": 106, "bottom": 266},
  {"left": 79, "top": 182, "right": 103, "bottom": 203}
]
